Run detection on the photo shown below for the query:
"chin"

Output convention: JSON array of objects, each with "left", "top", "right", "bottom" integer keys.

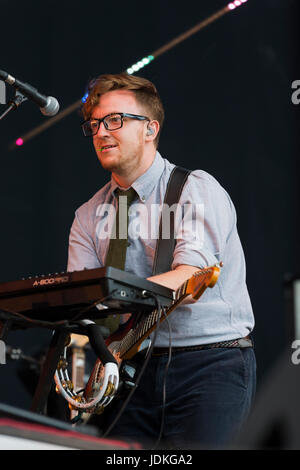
[{"left": 97, "top": 153, "right": 119, "bottom": 171}]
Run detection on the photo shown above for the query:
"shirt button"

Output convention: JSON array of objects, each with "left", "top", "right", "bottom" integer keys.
[{"left": 141, "top": 195, "right": 146, "bottom": 202}]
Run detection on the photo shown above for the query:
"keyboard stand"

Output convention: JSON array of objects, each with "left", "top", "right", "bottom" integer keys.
[{"left": 31, "top": 329, "right": 69, "bottom": 414}]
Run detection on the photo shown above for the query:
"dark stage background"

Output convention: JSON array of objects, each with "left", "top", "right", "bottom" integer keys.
[{"left": 0, "top": 0, "right": 299, "bottom": 444}]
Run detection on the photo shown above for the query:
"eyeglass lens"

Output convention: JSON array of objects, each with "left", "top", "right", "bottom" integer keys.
[{"left": 83, "top": 113, "right": 122, "bottom": 136}]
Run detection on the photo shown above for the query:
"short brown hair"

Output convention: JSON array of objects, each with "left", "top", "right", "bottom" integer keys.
[{"left": 82, "top": 73, "right": 165, "bottom": 147}]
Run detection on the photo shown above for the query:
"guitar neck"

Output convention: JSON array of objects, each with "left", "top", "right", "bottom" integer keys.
[
  {"left": 111, "top": 265, "right": 220, "bottom": 360},
  {"left": 118, "top": 280, "right": 189, "bottom": 360}
]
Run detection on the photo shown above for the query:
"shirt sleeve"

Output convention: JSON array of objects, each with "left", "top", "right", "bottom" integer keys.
[
  {"left": 172, "top": 170, "right": 236, "bottom": 270},
  {"left": 67, "top": 208, "right": 101, "bottom": 272}
]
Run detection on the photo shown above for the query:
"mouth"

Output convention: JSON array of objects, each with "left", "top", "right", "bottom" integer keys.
[{"left": 98, "top": 144, "right": 118, "bottom": 152}]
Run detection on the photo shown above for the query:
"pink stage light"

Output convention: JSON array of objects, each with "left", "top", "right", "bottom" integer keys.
[{"left": 16, "top": 138, "right": 24, "bottom": 146}]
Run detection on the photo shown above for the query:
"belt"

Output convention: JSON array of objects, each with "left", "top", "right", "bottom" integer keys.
[{"left": 151, "top": 336, "right": 253, "bottom": 356}]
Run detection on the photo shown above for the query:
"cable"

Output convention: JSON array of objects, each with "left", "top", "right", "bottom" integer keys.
[
  {"left": 102, "top": 294, "right": 163, "bottom": 438},
  {"left": 151, "top": 308, "right": 173, "bottom": 450},
  {"left": 70, "top": 291, "right": 118, "bottom": 321},
  {"left": 0, "top": 291, "right": 117, "bottom": 329},
  {"left": 0, "top": 307, "right": 69, "bottom": 328}
]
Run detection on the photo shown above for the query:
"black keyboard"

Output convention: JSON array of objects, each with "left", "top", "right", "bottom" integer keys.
[{"left": 0, "top": 266, "right": 174, "bottom": 323}]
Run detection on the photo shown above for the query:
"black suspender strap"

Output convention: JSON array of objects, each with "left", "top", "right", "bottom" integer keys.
[{"left": 152, "top": 166, "right": 191, "bottom": 276}]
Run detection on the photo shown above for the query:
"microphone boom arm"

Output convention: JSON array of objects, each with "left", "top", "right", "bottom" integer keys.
[{"left": 0, "top": 89, "right": 28, "bottom": 122}]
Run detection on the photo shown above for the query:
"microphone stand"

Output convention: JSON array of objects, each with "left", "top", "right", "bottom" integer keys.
[{"left": 0, "top": 90, "right": 27, "bottom": 121}]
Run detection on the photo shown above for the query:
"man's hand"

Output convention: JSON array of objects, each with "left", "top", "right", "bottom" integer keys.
[{"left": 148, "top": 264, "right": 201, "bottom": 304}]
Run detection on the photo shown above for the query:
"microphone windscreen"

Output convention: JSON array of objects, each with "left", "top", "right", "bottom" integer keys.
[{"left": 40, "top": 96, "right": 60, "bottom": 116}]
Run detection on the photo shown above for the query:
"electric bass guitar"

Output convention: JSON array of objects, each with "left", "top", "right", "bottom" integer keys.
[{"left": 82, "top": 264, "right": 221, "bottom": 414}]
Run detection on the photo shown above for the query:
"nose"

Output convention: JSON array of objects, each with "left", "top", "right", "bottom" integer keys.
[{"left": 96, "top": 120, "right": 110, "bottom": 137}]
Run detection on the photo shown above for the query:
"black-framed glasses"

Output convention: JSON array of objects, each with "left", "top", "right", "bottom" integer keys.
[{"left": 81, "top": 112, "right": 150, "bottom": 137}]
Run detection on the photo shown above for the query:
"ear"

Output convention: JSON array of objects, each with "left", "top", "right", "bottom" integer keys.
[{"left": 145, "top": 120, "right": 160, "bottom": 143}]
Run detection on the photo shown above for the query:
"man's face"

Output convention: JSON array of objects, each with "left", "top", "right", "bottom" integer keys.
[{"left": 91, "top": 89, "right": 150, "bottom": 177}]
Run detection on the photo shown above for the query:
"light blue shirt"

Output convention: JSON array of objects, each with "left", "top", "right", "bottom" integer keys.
[{"left": 67, "top": 152, "right": 254, "bottom": 346}]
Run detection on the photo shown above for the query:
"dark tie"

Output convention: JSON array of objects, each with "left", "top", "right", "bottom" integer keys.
[
  {"left": 105, "top": 187, "right": 137, "bottom": 270},
  {"left": 100, "top": 187, "right": 137, "bottom": 335}
]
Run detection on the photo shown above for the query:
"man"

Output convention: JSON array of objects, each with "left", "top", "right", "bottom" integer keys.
[{"left": 67, "top": 73, "right": 256, "bottom": 449}]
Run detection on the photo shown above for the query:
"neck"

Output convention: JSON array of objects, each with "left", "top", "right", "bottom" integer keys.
[{"left": 112, "top": 147, "right": 156, "bottom": 188}]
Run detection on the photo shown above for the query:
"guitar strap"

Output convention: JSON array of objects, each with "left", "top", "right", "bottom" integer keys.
[{"left": 152, "top": 166, "right": 191, "bottom": 276}]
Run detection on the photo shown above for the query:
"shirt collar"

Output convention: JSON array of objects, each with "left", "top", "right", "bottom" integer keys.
[{"left": 110, "top": 151, "right": 165, "bottom": 202}]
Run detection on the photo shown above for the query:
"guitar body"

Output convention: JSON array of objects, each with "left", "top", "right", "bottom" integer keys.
[{"left": 84, "top": 316, "right": 146, "bottom": 411}]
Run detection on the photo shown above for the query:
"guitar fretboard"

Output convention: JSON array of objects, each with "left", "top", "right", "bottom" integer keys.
[
  {"left": 114, "top": 268, "right": 217, "bottom": 359},
  {"left": 118, "top": 280, "right": 189, "bottom": 358}
]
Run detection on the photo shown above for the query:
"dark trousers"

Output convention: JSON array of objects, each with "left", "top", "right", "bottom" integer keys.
[{"left": 106, "top": 347, "right": 256, "bottom": 449}]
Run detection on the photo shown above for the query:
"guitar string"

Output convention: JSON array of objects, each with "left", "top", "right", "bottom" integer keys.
[
  {"left": 118, "top": 279, "right": 189, "bottom": 358},
  {"left": 92, "top": 269, "right": 213, "bottom": 409},
  {"left": 101, "top": 270, "right": 209, "bottom": 375},
  {"left": 94, "top": 270, "right": 207, "bottom": 374}
]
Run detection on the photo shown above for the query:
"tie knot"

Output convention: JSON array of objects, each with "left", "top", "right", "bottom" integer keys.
[{"left": 116, "top": 187, "right": 137, "bottom": 206}]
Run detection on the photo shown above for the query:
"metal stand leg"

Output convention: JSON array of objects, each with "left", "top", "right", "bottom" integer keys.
[
  {"left": 0, "top": 320, "right": 12, "bottom": 365},
  {"left": 31, "top": 329, "right": 69, "bottom": 414},
  {"left": 0, "top": 320, "right": 12, "bottom": 341}
]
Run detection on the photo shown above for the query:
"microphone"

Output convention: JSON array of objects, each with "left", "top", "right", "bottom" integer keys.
[{"left": 0, "top": 69, "right": 59, "bottom": 116}]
